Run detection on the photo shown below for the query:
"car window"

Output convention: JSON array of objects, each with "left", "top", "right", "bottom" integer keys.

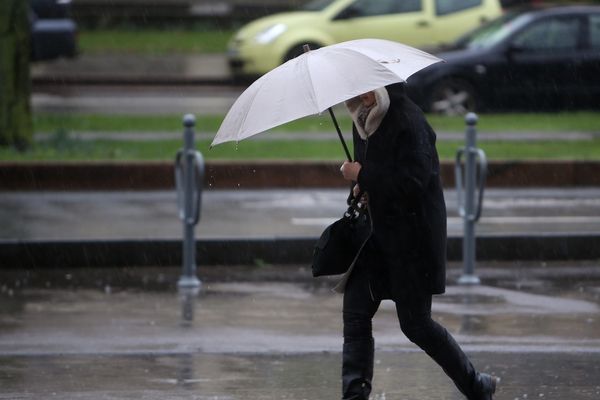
[
  {"left": 512, "top": 17, "right": 580, "bottom": 50},
  {"left": 302, "top": 0, "right": 338, "bottom": 11},
  {"left": 590, "top": 14, "right": 600, "bottom": 48},
  {"left": 457, "top": 12, "right": 529, "bottom": 49},
  {"left": 436, "top": 0, "right": 482, "bottom": 16},
  {"left": 348, "top": 0, "right": 422, "bottom": 17}
]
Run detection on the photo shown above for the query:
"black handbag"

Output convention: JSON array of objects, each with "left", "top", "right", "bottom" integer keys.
[{"left": 311, "top": 196, "right": 370, "bottom": 277}]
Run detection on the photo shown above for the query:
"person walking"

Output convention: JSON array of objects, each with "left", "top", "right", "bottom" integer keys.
[{"left": 338, "top": 82, "right": 498, "bottom": 400}]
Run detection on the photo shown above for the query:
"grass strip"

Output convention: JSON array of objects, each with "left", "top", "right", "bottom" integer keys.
[
  {"left": 3, "top": 138, "right": 600, "bottom": 162},
  {"left": 12, "top": 111, "right": 599, "bottom": 162},
  {"left": 79, "top": 29, "right": 234, "bottom": 54}
]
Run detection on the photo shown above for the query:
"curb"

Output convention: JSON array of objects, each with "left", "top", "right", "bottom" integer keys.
[
  {"left": 2, "top": 160, "right": 600, "bottom": 190},
  {"left": 2, "top": 234, "right": 600, "bottom": 268}
]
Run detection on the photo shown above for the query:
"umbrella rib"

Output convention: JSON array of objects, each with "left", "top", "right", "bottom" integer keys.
[
  {"left": 236, "top": 76, "right": 270, "bottom": 141},
  {"left": 301, "top": 53, "right": 321, "bottom": 111}
]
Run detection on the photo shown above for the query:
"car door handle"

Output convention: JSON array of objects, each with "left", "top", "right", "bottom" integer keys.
[{"left": 417, "top": 20, "right": 429, "bottom": 27}]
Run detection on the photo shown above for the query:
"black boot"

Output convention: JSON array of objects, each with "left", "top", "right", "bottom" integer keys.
[
  {"left": 341, "top": 338, "right": 374, "bottom": 400},
  {"left": 473, "top": 373, "right": 499, "bottom": 400},
  {"left": 401, "top": 318, "right": 489, "bottom": 400},
  {"left": 423, "top": 331, "right": 499, "bottom": 400}
]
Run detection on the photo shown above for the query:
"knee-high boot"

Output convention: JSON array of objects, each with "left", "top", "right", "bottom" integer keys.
[{"left": 341, "top": 338, "right": 374, "bottom": 400}]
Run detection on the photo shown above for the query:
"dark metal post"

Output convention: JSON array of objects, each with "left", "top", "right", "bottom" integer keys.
[
  {"left": 455, "top": 113, "right": 487, "bottom": 285},
  {"left": 175, "top": 114, "right": 204, "bottom": 323}
]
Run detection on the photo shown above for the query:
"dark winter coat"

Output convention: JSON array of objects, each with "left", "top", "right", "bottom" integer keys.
[{"left": 353, "top": 83, "right": 447, "bottom": 298}]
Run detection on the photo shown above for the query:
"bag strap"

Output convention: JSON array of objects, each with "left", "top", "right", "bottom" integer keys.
[{"left": 344, "top": 189, "right": 367, "bottom": 221}]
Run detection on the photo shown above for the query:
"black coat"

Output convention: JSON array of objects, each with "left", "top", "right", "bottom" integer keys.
[{"left": 353, "top": 83, "right": 447, "bottom": 298}]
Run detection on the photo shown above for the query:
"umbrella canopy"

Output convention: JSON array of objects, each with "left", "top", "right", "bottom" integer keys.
[{"left": 211, "top": 38, "right": 442, "bottom": 147}]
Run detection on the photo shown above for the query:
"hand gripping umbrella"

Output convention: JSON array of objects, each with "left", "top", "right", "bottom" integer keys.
[{"left": 211, "top": 38, "right": 442, "bottom": 161}]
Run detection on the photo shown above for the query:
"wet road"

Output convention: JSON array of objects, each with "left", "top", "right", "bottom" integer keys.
[{"left": 1, "top": 263, "right": 600, "bottom": 399}]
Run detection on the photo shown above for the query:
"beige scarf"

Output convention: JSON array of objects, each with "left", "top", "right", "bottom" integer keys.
[{"left": 344, "top": 87, "right": 390, "bottom": 140}]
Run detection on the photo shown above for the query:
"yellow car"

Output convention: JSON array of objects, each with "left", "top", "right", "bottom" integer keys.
[{"left": 228, "top": 0, "right": 503, "bottom": 78}]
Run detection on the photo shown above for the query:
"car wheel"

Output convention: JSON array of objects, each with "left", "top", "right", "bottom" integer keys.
[
  {"left": 283, "top": 43, "right": 322, "bottom": 63},
  {"left": 429, "top": 78, "right": 478, "bottom": 115}
]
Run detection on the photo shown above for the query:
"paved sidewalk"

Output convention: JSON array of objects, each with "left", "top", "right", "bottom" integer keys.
[
  {"left": 2, "top": 187, "right": 600, "bottom": 268},
  {"left": 3, "top": 188, "right": 600, "bottom": 241},
  {"left": 1, "top": 262, "right": 599, "bottom": 399},
  {"left": 31, "top": 53, "right": 232, "bottom": 84}
]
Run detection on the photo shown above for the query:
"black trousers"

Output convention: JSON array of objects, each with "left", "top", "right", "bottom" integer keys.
[{"left": 342, "top": 262, "right": 482, "bottom": 400}]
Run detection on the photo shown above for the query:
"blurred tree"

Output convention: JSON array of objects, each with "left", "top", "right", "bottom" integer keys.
[{"left": 0, "top": 0, "right": 33, "bottom": 149}]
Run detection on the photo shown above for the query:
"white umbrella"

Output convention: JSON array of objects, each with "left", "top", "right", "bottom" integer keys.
[{"left": 211, "top": 38, "right": 442, "bottom": 159}]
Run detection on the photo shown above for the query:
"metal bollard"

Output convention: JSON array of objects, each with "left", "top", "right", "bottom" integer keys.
[
  {"left": 175, "top": 114, "right": 204, "bottom": 291},
  {"left": 455, "top": 113, "right": 487, "bottom": 285}
]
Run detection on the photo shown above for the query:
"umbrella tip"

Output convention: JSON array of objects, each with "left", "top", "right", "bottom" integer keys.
[{"left": 303, "top": 44, "right": 311, "bottom": 53}]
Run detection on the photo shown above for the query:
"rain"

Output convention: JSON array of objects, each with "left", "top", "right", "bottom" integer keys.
[{"left": 1, "top": 0, "right": 600, "bottom": 399}]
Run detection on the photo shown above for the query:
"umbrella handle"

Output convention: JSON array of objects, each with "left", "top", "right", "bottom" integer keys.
[{"left": 328, "top": 107, "right": 352, "bottom": 162}]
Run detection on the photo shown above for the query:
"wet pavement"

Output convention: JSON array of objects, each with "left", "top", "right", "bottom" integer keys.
[
  {"left": 2, "top": 188, "right": 600, "bottom": 241},
  {"left": 1, "top": 262, "right": 600, "bottom": 399},
  {"left": 19, "top": 46, "right": 600, "bottom": 400}
]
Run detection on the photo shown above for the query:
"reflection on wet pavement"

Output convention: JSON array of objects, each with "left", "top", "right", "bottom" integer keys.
[
  {"left": 1, "top": 352, "right": 600, "bottom": 399},
  {"left": 1, "top": 262, "right": 599, "bottom": 399}
]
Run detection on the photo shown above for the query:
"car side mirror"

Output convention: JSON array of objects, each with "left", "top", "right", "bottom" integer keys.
[{"left": 333, "top": 6, "right": 361, "bottom": 20}]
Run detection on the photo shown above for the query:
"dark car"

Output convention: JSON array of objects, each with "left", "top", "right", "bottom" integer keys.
[
  {"left": 30, "top": 0, "right": 78, "bottom": 62},
  {"left": 406, "top": 5, "right": 600, "bottom": 114}
]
